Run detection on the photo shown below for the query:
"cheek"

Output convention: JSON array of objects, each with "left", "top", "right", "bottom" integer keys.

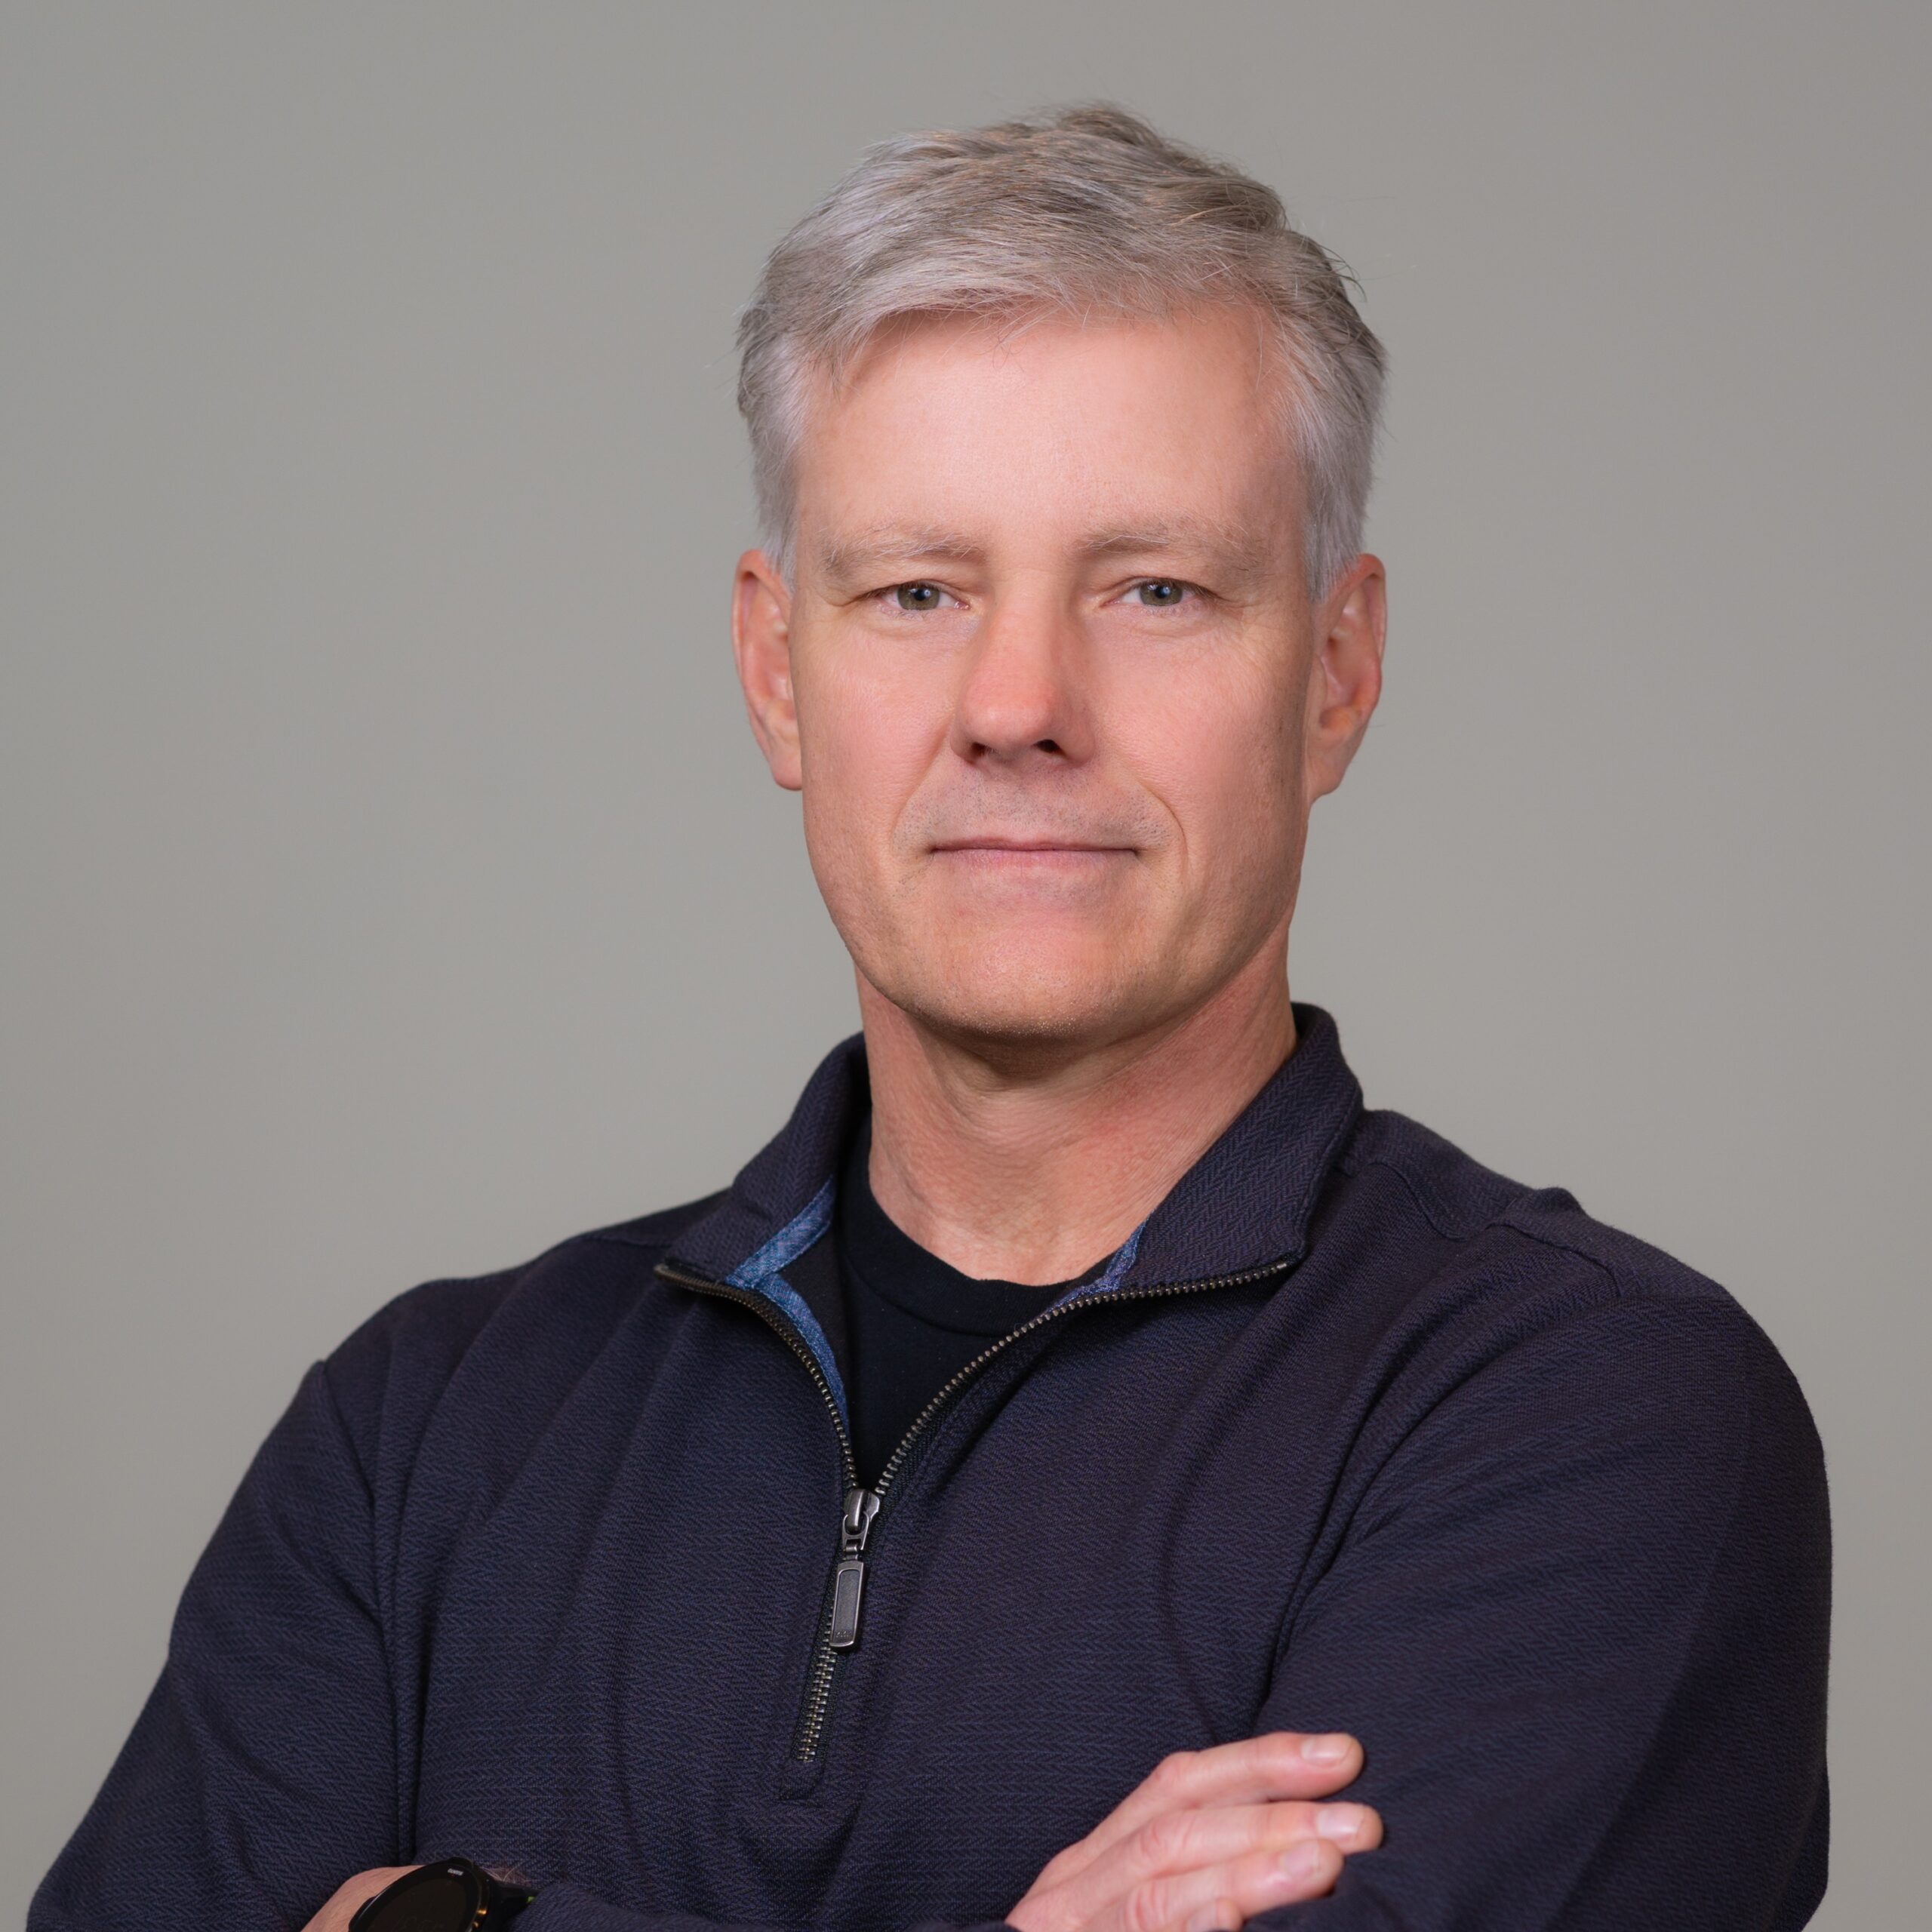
[
  {"left": 795, "top": 654, "right": 945, "bottom": 885},
  {"left": 1117, "top": 654, "right": 1306, "bottom": 877}
]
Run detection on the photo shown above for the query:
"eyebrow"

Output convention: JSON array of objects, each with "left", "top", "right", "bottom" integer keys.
[
  {"left": 814, "top": 515, "right": 1280, "bottom": 588},
  {"left": 816, "top": 525, "right": 986, "bottom": 584},
  {"left": 1075, "top": 517, "right": 1276, "bottom": 579}
]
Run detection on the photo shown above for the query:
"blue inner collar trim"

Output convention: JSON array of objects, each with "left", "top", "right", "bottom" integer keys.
[
  {"left": 721, "top": 1178, "right": 1149, "bottom": 1443},
  {"left": 724, "top": 1179, "right": 847, "bottom": 1426}
]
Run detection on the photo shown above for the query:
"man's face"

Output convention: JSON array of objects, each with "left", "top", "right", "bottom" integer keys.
[{"left": 734, "top": 306, "right": 1383, "bottom": 1059}]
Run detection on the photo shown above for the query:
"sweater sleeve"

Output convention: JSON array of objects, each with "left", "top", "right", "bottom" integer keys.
[
  {"left": 1251, "top": 1294, "right": 1830, "bottom": 1931},
  {"left": 28, "top": 1360, "right": 401, "bottom": 1932}
]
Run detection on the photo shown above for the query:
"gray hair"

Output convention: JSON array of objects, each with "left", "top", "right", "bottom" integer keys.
[{"left": 735, "top": 103, "right": 1386, "bottom": 597}]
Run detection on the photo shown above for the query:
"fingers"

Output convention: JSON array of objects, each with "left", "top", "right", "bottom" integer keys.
[
  {"left": 1045, "top": 1798, "right": 1379, "bottom": 1930},
  {"left": 1042, "top": 1733, "right": 1364, "bottom": 1886},
  {"left": 1108, "top": 1837, "right": 1347, "bottom": 1932},
  {"left": 1009, "top": 1792, "right": 1381, "bottom": 1932}
]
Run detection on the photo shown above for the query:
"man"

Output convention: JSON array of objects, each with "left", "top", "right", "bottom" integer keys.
[{"left": 32, "top": 106, "right": 1829, "bottom": 1932}]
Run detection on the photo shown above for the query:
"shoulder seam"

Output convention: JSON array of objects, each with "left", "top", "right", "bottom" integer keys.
[
  {"left": 1342, "top": 1142, "right": 1623, "bottom": 1297},
  {"left": 1491, "top": 1206, "right": 1626, "bottom": 1298}
]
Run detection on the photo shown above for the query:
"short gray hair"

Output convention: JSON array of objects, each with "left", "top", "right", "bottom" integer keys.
[{"left": 736, "top": 103, "right": 1386, "bottom": 596}]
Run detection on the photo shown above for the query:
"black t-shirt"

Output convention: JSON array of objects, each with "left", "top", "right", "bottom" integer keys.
[{"left": 793, "top": 1115, "right": 1111, "bottom": 1487}]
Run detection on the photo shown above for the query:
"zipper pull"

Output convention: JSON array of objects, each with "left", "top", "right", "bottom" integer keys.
[{"left": 828, "top": 1485, "right": 881, "bottom": 1650}]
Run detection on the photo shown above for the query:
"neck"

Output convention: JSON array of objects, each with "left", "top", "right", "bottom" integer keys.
[{"left": 857, "top": 941, "right": 1298, "bottom": 1284}]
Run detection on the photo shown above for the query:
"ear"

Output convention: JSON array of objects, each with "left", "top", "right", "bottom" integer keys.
[
  {"left": 1303, "top": 554, "right": 1387, "bottom": 805},
  {"left": 731, "top": 548, "right": 802, "bottom": 792}
]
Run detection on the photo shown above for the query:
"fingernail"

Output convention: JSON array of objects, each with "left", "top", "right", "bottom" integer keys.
[
  {"left": 1278, "top": 1841, "right": 1328, "bottom": 1882},
  {"left": 1300, "top": 1733, "right": 1353, "bottom": 1764},
  {"left": 1315, "top": 1804, "right": 1365, "bottom": 1842}
]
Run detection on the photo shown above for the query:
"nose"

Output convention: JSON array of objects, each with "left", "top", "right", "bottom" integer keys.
[{"left": 948, "top": 593, "right": 1093, "bottom": 767}]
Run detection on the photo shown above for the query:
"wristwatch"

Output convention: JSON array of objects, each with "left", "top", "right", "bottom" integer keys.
[{"left": 348, "top": 1858, "right": 537, "bottom": 1931}]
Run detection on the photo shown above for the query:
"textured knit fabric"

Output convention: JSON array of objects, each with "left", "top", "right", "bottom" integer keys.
[
  {"left": 805, "top": 1112, "right": 1101, "bottom": 1487},
  {"left": 30, "top": 1006, "right": 1831, "bottom": 1932}
]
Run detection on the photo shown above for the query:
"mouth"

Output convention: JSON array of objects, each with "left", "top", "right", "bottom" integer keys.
[
  {"left": 924, "top": 838, "right": 1139, "bottom": 888},
  {"left": 930, "top": 833, "right": 1137, "bottom": 853},
  {"left": 928, "top": 838, "right": 1135, "bottom": 860}
]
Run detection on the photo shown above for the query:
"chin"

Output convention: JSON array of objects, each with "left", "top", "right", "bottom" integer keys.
[{"left": 880, "top": 934, "right": 1171, "bottom": 1057}]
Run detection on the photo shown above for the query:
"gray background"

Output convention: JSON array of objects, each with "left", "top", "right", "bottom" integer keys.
[{"left": 3, "top": 3, "right": 1925, "bottom": 1925}]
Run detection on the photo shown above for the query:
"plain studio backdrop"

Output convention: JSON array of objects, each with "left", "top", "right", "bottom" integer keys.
[{"left": 2, "top": 4, "right": 1926, "bottom": 1925}]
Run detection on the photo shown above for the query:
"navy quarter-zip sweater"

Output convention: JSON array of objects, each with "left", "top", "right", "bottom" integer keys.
[{"left": 31, "top": 1008, "right": 1830, "bottom": 1931}]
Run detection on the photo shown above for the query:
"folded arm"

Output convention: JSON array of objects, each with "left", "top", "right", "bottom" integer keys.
[
  {"left": 1235, "top": 1296, "right": 1830, "bottom": 1930},
  {"left": 33, "top": 1296, "right": 1827, "bottom": 1932},
  {"left": 305, "top": 1731, "right": 1383, "bottom": 1932}
]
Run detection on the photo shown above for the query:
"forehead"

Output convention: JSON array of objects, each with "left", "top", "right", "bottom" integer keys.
[{"left": 792, "top": 306, "right": 1301, "bottom": 571}]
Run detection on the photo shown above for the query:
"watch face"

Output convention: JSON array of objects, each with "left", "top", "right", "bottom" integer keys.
[{"left": 354, "top": 1864, "right": 480, "bottom": 1932}]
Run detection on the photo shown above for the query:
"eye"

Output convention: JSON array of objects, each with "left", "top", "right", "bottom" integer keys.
[
  {"left": 1128, "top": 578, "right": 1194, "bottom": 608},
  {"left": 888, "top": 581, "right": 952, "bottom": 612}
]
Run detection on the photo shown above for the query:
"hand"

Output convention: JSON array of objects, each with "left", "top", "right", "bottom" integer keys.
[
  {"left": 1006, "top": 1732, "right": 1381, "bottom": 1932},
  {"left": 300, "top": 1866, "right": 420, "bottom": 1932}
]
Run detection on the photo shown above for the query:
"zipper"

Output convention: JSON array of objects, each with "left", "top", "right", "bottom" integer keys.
[{"left": 655, "top": 1251, "right": 1294, "bottom": 1763}]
